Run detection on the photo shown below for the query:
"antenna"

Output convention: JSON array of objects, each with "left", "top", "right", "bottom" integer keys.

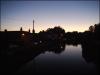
[{"left": 33, "top": 19, "right": 35, "bottom": 33}]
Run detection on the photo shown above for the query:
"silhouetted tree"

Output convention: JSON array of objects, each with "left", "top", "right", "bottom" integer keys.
[
  {"left": 65, "top": 31, "right": 81, "bottom": 44},
  {"left": 46, "top": 26, "right": 65, "bottom": 41},
  {"left": 89, "top": 25, "right": 95, "bottom": 32},
  {"left": 94, "top": 23, "right": 100, "bottom": 40}
]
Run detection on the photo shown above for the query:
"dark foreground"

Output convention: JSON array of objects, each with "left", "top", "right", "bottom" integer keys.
[{"left": 0, "top": 40, "right": 100, "bottom": 75}]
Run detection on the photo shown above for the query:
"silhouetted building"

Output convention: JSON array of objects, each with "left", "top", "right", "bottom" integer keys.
[
  {"left": 29, "top": 28, "right": 30, "bottom": 33},
  {"left": 20, "top": 27, "right": 23, "bottom": 31},
  {"left": 4, "top": 29, "right": 7, "bottom": 32}
]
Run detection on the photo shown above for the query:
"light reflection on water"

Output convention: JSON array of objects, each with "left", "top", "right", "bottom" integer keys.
[
  {"left": 35, "top": 45, "right": 82, "bottom": 62},
  {"left": 17, "top": 44, "right": 97, "bottom": 75}
]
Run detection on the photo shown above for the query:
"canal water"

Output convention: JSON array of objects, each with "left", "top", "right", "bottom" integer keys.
[{"left": 16, "top": 45, "right": 98, "bottom": 75}]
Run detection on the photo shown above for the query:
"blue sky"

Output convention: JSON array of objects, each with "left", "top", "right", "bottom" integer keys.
[{"left": 1, "top": 1, "right": 99, "bottom": 32}]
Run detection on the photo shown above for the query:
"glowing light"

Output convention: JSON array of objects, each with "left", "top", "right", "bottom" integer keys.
[
  {"left": 61, "top": 46, "right": 63, "bottom": 49},
  {"left": 22, "top": 33, "right": 25, "bottom": 36},
  {"left": 40, "top": 41, "right": 42, "bottom": 43}
]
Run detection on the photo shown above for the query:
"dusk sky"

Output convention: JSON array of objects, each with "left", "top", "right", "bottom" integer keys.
[{"left": 1, "top": 1, "right": 99, "bottom": 33}]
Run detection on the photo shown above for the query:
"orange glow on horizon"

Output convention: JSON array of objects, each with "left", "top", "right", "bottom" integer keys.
[{"left": 1, "top": 23, "right": 90, "bottom": 33}]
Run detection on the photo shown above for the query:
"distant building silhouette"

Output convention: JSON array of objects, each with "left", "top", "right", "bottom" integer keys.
[
  {"left": 4, "top": 29, "right": 7, "bottom": 32},
  {"left": 20, "top": 27, "right": 23, "bottom": 31},
  {"left": 29, "top": 28, "right": 30, "bottom": 33}
]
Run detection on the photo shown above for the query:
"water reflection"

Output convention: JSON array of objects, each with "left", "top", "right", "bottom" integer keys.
[
  {"left": 81, "top": 41, "right": 100, "bottom": 75},
  {"left": 28, "top": 44, "right": 97, "bottom": 75},
  {"left": 1, "top": 41, "right": 99, "bottom": 75}
]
